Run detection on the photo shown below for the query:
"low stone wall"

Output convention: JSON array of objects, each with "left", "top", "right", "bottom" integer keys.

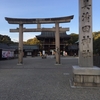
[
  {"left": 93, "top": 56, "right": 100, "bottom": 67},
  {"left": 72, "top": 66, "right": 100, "bottom": 87},
  {"left": 73, "top": 75, "right": 100, "bottom": 87}
]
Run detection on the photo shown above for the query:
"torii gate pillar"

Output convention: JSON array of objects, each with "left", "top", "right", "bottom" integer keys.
[
  {"left": 17, "top": 24, "right": 23, "bottom": 65},
  {"left": 55, "top": 22, "right": 60, "bottom": 64}
]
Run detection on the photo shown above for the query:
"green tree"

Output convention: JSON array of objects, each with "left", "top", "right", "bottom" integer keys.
[
  {"left": 0, "top": 34, "right": 12, "bottom": 44},
  {"left": 25, "top": 37, "right": 40, "bottom": 45},
  {"left": 93, "top": 31, "right": 100, "bottom": 54},
  {"left": 67, "top": 33, "right": 79, "bottom": 44}
]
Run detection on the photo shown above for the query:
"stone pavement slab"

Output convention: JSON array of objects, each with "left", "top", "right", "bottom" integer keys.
[{"left": 0, "top": 57, "right": 100, "bottom": 100}]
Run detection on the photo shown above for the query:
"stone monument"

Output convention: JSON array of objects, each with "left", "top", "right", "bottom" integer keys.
[{"left": 72, "top": 0, "right": 100, "bottom": 87}]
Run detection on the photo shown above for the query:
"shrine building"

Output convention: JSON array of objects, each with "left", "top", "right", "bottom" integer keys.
[{"left": 36, "top": 31, "right": 70, "bottom": 55}]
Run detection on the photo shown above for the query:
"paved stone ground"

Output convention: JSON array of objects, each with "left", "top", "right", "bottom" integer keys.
[{"left": 0, "top": 56, "right": 100, "bottom": 100}]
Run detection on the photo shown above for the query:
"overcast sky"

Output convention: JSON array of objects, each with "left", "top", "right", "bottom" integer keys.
[{"left": 0, "top": 0, "right": 99, "bottom": 41}]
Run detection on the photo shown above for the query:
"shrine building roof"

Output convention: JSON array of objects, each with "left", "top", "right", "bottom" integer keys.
[{"left": 36, "top": 32, "right": 70, "bottom": 39}]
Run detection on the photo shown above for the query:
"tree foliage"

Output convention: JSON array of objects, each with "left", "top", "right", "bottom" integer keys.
[
  {"left": 24, "top": 37, "right": 40, "bottom": 45},
  {"left": 93, "top": 31, "right": 100, "bottom": 54},
  {"left": 67, "top": 33, "right": 79, "bottom": 44},
  {"left": 67, "top": 31, "right": 100, "bottom": 54},
  {"left": 0, "top": 34, "right": 12, "bottom": 44}
]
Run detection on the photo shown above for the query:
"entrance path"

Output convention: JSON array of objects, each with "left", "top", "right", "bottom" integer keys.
[{"left": 0, "top": 57, "right": 100, "bottom": 100}]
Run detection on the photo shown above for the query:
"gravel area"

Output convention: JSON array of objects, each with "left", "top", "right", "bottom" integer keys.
[{"left": 0, "top": 56, "right": 100, "bottom": 100}]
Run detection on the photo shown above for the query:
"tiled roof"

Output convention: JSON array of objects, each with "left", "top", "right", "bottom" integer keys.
[
  {"left": 0, "top": 43, "right": 11, "bottom": 49},
  {"left": 36, "top": 32, "right": 70, "bottom": 38},
  {"left": 23, "top": 45, "right": 39, "bottom": 50},
  {"left": 10, "top": 45, "right": 39, "bottom": 50},
  {"left": 0, "top": 43, "right": 39, "bottom": 50},
  {"left": 68, "top": 44, "right": 78, "bottom": 50}
]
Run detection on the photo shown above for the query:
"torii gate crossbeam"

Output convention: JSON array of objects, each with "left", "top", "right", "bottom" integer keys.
[{"left": 10, "top": 28, "right": 69, "bottom": 32}]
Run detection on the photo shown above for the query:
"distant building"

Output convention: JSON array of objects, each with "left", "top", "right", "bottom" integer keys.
[
  {"left": 67, "top": 44, "right": 78, "bottom": 56},
  {"left": 36, "top": 32, "right": 70, "bottom": 55},
  {"left": 0, "top": 43, "right": 39, "bottom": 60},
  {"left": 9, "top": 44, "right": 39, "bottom": 57}
]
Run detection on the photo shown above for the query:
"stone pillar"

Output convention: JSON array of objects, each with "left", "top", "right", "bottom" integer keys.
[
  {"left": 72, "top": 0, "right": 100, "bottom": 87},
  {"left": 37, "top": 24, "right": 41, "bottom": 28},
  {"left": 79, "top": 0, "right": 93, "bottom": 67},
  {"left": 55, "top": 22, "right": 60, "bottom": 64},
  {"left": 18, "top": 24, "right": 23, "bottom": 65}
]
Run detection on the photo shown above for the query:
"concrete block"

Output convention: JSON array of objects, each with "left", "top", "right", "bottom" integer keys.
[
  {"left": 94, "top": 76, "right": 100, "bottom": 83},
  {"left": 80, "top": 75, "right": 83, "bottom": 83},
  {"left": 73, "top": 75, "right": 83, "bottom": 83},
  {"left": 74, "top": 75, "right": 81, "bottom": 82},
  {"left": 73, "top": 66, "right": 100, "bottom": 75},
  {"left": 83, "top": 76, "right": 94, "bottom": 83}
]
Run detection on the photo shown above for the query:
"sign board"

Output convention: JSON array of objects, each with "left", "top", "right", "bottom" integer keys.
[{"left": 2, "top": 50, "right": 14, "bottom": 58}]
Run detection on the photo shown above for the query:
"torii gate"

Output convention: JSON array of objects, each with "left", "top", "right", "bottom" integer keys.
[{"left": 5, "top": 16, "right": 74, "bottom": 65}]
